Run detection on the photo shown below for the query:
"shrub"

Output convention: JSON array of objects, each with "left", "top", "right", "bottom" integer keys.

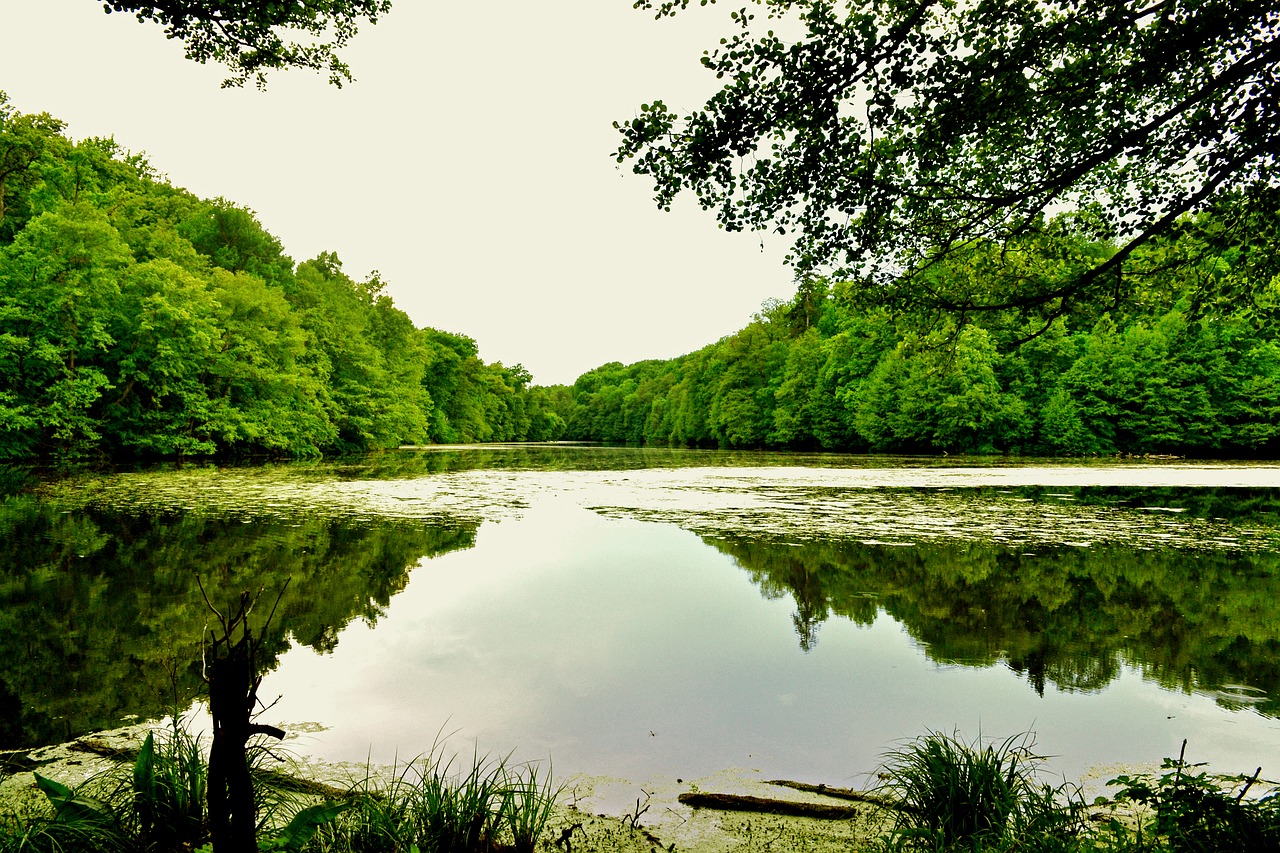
[{"left": 1110, "top": 741, "right": 1280, "bottom": 853}]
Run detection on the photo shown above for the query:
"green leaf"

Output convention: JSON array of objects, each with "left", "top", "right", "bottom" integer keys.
[
  {"left": 258, "top": 800, "right": 352, "bottom": 852},
  {"left": 133, "top": 730, "right": 156, "bottom": 795},
  {"left": 133, "top": 730, "right": 157, "bottom": 833},
  {"left": 34, "top": 771, "right": 115, "bottom": 826}
]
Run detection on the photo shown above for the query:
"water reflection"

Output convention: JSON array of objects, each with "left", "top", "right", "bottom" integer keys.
[
  {"left": 708, "top": 533, "right": 1280, "bottom": 715},
  {"left": 5, "top": 450, "right": 1280, "bottom": 786},
  {"left": 0, "top": 490, "right": 476, "bottom": 748},
  {"left": 256, "top": 497, "right": 1280, "bottom": 785}
]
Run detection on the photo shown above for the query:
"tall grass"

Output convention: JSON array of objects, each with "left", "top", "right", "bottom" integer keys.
[
  {"left": 501, "top": 761, "right": 562, "bottom": 853},
  {"left": 313, "top": 746, "right": 562, "bottom": 853},
  {"left": 130, "top": 724, "right": 208, "bottom": 849},
  {"left": 875, "top": 729, "right": 1087, "bottom": 851}
]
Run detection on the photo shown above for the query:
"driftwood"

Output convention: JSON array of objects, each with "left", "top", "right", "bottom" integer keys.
[
  {"left": 677, "top": 792, "right": 858, "bottom": 820},
  {"left": 766, "top": 779, "right": 903, "bottom": 810}
]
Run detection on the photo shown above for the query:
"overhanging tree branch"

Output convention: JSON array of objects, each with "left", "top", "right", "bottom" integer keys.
[
  {"left": 98, "top": 1, "right": 392, "bottom": 88},
  {"left": 618, "top": 0, "right": 1280, "bottom": 314}
]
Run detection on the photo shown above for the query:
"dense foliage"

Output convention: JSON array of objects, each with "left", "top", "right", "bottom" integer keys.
[
  {"left": 98, "top": 1, "right": 391, "bottom": 88},
  {"left": 562, "top": 228, "right": 1280, "bottom": 456},
  {"left": 618, "top": 0, "right": 1280, "bottom": 319},
  {"left": 0, "top": 94, "right": 567, "bottom": 462}
]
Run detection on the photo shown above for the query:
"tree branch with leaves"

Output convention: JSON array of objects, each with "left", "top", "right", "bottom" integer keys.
[
  {"left": 616, "top": 0, "right": 1280, "bottom": 318},
  {"left": 98, "top": 1, "right": 393, "bottom": 88}
]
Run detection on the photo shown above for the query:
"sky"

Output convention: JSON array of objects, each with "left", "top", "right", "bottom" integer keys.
[{"left": 0, "top": 0, "right": 799, "bottom": 386}]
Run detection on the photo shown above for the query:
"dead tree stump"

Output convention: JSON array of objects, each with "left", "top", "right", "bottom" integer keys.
[{"left": 202, "top": 584, "right": 288, "bottom": 853}]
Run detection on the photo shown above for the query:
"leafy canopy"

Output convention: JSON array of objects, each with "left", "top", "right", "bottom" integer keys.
[
  {"left": 616, "top": 0, "right": 1280, "bottom": 317},
  {"left": 98, "top": 1, "right": 393, "bottom": 88}
]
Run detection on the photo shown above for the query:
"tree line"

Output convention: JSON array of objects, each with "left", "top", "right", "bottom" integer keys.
[
  {"left": 0, "top": 94, "right": 568, "bottom": 461},
  {"left": 8, "top": 91, "right": 1280, "bottom": 461},
  {"left": 562, "top": 223, "right": 1280, "bottom": 456}
]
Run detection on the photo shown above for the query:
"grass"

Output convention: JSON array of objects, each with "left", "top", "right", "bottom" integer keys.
[
  {"left": 1, "top": 726, "right": 1273, "bottom": 852},
  {"left": 873, "top": 729, "right": 1088, "bottom": 852},
  {"left": 0, "top": 725, "right": 562, "bottom": 853},
  {"left": 313, "top": 745, "right": 563, "bottom": 853},
  {"left": 501, "top": 761, "right": 561, "bottom": 853},
  {"left": 870, "top": 730, "right": 1280, "bottom": 853}
]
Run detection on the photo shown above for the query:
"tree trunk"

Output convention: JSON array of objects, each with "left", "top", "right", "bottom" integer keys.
[{"left": 202, "top": 586, "right": 287, "bottom": 853}]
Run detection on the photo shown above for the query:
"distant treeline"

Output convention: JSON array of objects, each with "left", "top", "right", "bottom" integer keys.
[
  {"left": 0, "top": 97, "right": 568, "bottom": 460},
  {"left": 7, "top": 96, "right": 1280, "bottom": 461},
  {"left": 562, "top": 228, "right": 1280, "bottom": 456}
]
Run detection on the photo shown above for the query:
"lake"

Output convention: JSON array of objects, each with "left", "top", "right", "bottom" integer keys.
[{"left": 5, "top": 446, "right": 1280, "bottom": 795}]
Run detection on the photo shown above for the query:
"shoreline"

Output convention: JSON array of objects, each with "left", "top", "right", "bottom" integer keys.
[{"left": 1, "top": 723, "right": 1156, "bottom": 852}]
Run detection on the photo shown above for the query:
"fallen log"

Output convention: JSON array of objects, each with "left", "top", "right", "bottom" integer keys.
[
  {"left": 766, "top": 779, "right": 902, "bottom": 811},
  {"left": 677, "top": 792, "right": 858, "bottom": 820}
]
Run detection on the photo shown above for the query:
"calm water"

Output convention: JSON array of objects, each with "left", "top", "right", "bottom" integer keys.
[{"left": 5, "top": 447, "right": 1280, "bottom": 791}]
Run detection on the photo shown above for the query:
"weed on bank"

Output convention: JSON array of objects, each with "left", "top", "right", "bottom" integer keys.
[{"left": 1, "top": 727, "right": 1275, "bottom": 852}]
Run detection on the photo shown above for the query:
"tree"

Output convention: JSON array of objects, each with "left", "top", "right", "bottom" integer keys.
[
  {"left": 0, "top": 206, "right": 132, "bottom": 457},
  {"left": 617, "top": 0, "right": 1280, "bottom": 319},
  {"left": 98, "top": 1, "right": 392, "bottom": 88},
  {"left": 0, "top": 92, "right": 65, "bottom": 239}
]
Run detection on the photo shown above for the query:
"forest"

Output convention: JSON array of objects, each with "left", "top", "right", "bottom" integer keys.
[
  {"left": 562, "top": 224, "right": 1280, "bottom": 456},
  {"left": 6, "top": 94, "right": 1280, "bottom": 461},
  {"left": 0, "top": 94, "right": 568, "bottom": 461}
]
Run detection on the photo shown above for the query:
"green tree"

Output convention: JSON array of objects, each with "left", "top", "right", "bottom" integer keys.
[
  {"left": 204, "top": 267, "right": 335, "bottom": 454},
  {"left": 852, "top": 325, "right": 1023, "bottom": 452},
  {"left": 180, "top": 199, "right": 295, "bottom": 290},
  {"left": 100, "top": 258, "right": 223, "bottom": 457},
  {"left": 0, "top": 94, "right": 559, "bottom": 460},
  {"left": 99, "top": 1, "right": 393, "bottom": 88},
  {"left": 0, "top": 205, "right": 132, "bottom": 457},
  {"left": 0, "top": 92, "right": 66, "bottom": 242},
  {"left": 708, "top": 315, "right": 788, "bottom": 448},
  {"left": 292, "top": 255, "right": 428, "bottom": 451},
  {"left": 422, "top": 329, "right": 493, "bottom": 443},
  {"left": 769, "top": 329, "right": 825, "bottom": 448},
  {"left": 617, "top": 0, "right": 1280, "bottom": 315}
]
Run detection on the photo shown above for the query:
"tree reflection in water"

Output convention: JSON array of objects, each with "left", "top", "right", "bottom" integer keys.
[
  {"left": 709, "top": 492, "right": 1280, "bottom": 716},
  {"left": 0, "top": 490, "right": 476, "bottom": 749}
]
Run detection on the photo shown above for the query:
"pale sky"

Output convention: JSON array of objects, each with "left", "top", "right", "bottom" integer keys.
[{"left": 0, "top": 0, "right": 797, "bottom": 386}]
